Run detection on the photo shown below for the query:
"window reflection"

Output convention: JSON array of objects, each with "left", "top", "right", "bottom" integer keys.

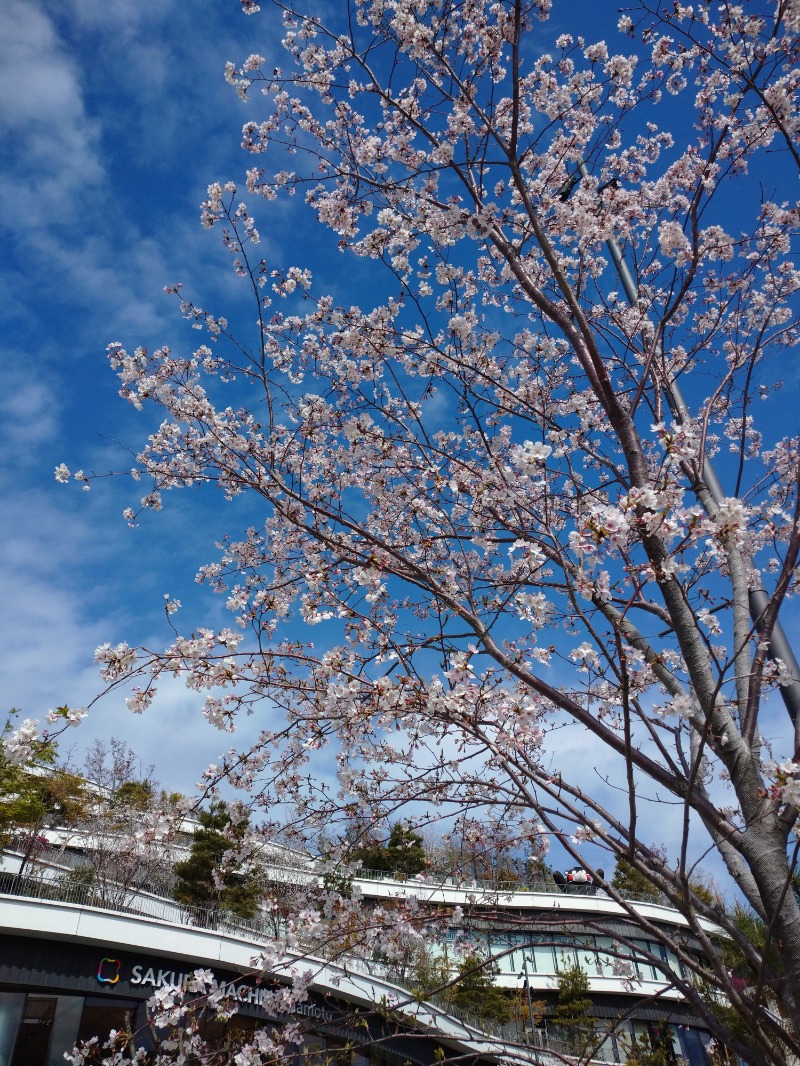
[{"left": 9, "top": 996, "right": 55, "bottom": 1066}]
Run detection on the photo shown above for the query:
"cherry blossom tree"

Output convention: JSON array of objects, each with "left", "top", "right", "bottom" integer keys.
[
  {"left": 42, "top": 0, "right": 800, "bottom": 1062},
  {"left": 68, "top": 739, "right": 178, "bottom": 908}
]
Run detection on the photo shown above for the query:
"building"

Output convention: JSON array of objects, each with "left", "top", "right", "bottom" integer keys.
[
  {"left": 354, "top": 868, "right": 718, "bottom": 1065},
  {"left": 0, "top": 821, "right": 721, "bottom": 1065},
  {"left": 0, "top": 880, "right": 513, "bottom": 1066}
]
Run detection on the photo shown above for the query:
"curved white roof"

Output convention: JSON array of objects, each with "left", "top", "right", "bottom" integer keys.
[{"left": 0, "top": 891, "right": 539, "bottom": 1063}]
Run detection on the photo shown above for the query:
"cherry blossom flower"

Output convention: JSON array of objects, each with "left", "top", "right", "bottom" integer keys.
[{"left": 54, "top": 1, "right": 800, "bottom": 1058}]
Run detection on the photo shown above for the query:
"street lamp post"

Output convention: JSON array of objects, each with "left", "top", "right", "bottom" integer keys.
[{"left": 517, "top": 955, "right": 537, "bottom": 1041}]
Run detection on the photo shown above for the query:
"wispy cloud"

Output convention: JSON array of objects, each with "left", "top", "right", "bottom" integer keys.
[
  {"left": 0, "top": 365, "right": 61, "bottom": 463},
  {"left": 0, "top": 1, "right": 104, "bottom": 229}
]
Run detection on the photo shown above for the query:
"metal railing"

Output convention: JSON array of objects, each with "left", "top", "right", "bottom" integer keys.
[
  {"left": 354, "top": 867, "right": 664, "bottom": 905},
  {"left": 0, "top": 872, "right": 524, "bottom": 1042},
  {"left": 7, "top": 833, "right": 663, "bottom": 907},
  {"left": 0, "top": 870, "right": 651, "bottom": 1063},
  {"left": 0, "top": 870, "right": 276, "bottom": 941}
]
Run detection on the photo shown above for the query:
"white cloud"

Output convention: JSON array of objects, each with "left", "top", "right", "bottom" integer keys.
[
  {"left": 0, "top": 494, "right": 111, "bottom": 713},
  {"left": 0, "top": 365, "right": 61, "bottom": 462},
  {"left": 0, "top": 4, "right": 83, "bottom": 129},
  {"left": 0, "top": 0, "right": 297, "bottom": 800},
  {"left": 0, "top": 1, "right": 104, "bottom": 226},
  {"left": 56, "top": 0, "right": 178, "bottom": 35},
  {"left": 0, "top": 481, "right": 252, "bottom": 794}
]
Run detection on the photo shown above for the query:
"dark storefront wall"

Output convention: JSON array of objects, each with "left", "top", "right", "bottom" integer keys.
[
  {"left": 0, "top": 987, "right": 443, "bottom": 1066},
  {"left": 0, "top": 934, "right": 465, "bottom": 1066},
  {"left": 0, "top": 992, "right": 141, "bottom": 1066},
  {"left": 0, "top": 932, "right": 289, "bottom": 1065},
  {"left": 0, "top": 932, "right": 716, "bottom": 1066}
]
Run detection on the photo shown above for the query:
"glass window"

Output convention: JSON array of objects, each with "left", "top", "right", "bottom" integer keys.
[
  {"left": 10, "top": 997, "right": 56, "bottom": 1066},
  {"left": 646, "top": 1022, "right": 680, "bottom": 1064},
  {"left": 488, "top": 934, "right": 516, "bottom": 975},
  {"left": 0, "top": 994, "right": 26, "bottom": 1066},
  {"left": 594, "top": 937, "right": 633, "bottom": 979},
  {"left": 677, "top": 1026, "right": 712, "bottom": 1066},
  {"left": 643, "top": 941, "right": 677, "bottom": 982},
  {"left": 583, "top": 948, "right": 604, "bottom": 977},
  {"left": 571, "top": 937, "right": 601, "bottom": 976},
  {"left": 665, "top": 948, "right": 685, "bottom": 979},
  {"left": 596, "top": 1031, "right": 619, "bottom": 1064},
  {"left": 301, "top": 1034, "right": 326, "bottom": 1066},
  {"left": 75, "top": 999, "right": 140, "bottom": 1061},
  {"left": 49, "top": 997, "right": 84, "bottom": 1066},
  {"left": 553, "top": 937, "right": 579, "bottom": 972},
  {"left": 531, "top": 938, "right": 556, "bottom": 975},
  {"left": 623, "top": 941, "right": 650, "bottom": 980},
  {"left": 510, "top": 933, "right": 535, "bottom": 976}
]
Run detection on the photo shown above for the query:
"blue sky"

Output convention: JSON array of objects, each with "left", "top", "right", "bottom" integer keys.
[
  {"left": 0, "top": 0, "right": 393, "bottom": 796},
  {"left": 1, "top": 0, "right": 797, "bottom": 893},
  {"left": 0, "top": 0, "right": 275, "bottom": 789}
]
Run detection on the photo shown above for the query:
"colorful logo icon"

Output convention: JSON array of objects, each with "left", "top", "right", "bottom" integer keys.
[{"left": 97, "top": 958, "right": 121, "bottom": 985}]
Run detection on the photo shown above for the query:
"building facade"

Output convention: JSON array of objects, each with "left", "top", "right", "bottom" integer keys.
[
  {"left": 0, "top": 888, "right": 506, "bottom": 1066},
  {"left": 353, "top": 871, "right": 718, "bottom": 1065},
  {"left": 1, "top": 835, "right": 721, "bottom": 1065}
]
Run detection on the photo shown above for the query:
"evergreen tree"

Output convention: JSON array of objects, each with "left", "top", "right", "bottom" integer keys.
[
  {"left": 174, "top": 802, "right": 261, "bottom": 920},
  {"left": 699, "top": 902, "right": 787, "bottom": 1042},
  {"left": 449, "top": 953, "right": 511, "bottom": 1024},
  {"left": 554, "top": 964, "right": 596, "bottom": 1055},
  {"left": 383, "top": 941, "right": 451, "bottom": 1002},
  {"left": 623, "top": 1030, "right": 675, "bottom": 1066},
  {"left": 611, "top": 858, "right": 662, "bottom": 903},
  {"left": 113, "top": 779, "right": 155, "bottom": 812},
  {"left": 408, "top": 948, "right": 452, "bottom": 1003},
  {"left": 356, "top": 822, "right": 427, "bottom": 877}
]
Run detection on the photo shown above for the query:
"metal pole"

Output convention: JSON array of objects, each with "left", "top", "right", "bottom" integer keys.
[
  {"left": 575, "top": 162, "right": 800, "bottom": 724},
  {"left": 522, "top": 956, "right": 536, "bottom": 1036}
]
